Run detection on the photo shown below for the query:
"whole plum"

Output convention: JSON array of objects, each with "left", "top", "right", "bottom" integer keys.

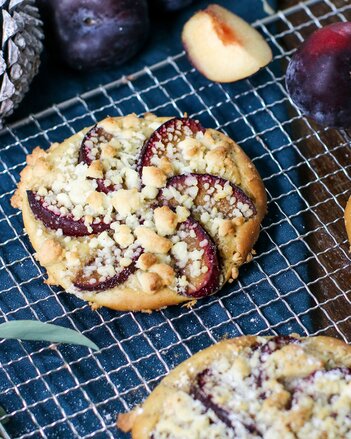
[
  {"left": 286, "top": 22, "right": 351, "bottom": 128},
  {"left": 49, "top": 0, "right": 150, "bottom": 70}
]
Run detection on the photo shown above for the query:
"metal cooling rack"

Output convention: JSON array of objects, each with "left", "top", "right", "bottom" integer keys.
[{"left": 0, "top": 0, "right": 350, "bottom": 437}]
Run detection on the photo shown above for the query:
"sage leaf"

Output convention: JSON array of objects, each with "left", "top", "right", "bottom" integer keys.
[
  {"left": 0, "top": 321, "right": 98, "bottom": 351},
  {"left": 0, "top": 406, "right": 6, "bottom": 419}
]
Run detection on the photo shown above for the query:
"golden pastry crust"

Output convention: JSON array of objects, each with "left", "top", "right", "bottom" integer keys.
[
  {"left": 345, "top": 195, "right": 351, "bottom": 250},
  {"left": 118, "top": 335, "right": 351, "bottom": 438},
  {"left": 11, "top": 114, "right": 266, "bottom": 311}
]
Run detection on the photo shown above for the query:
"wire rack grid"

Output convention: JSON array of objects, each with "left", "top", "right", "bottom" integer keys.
[{"left": 0, "top": 0, "right": 350, "bottom": 437}]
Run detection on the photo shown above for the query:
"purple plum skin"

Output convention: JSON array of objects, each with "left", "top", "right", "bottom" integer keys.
[
  {"left": 286, "top": 22, "right": 351, "bottom": 128},
  {"left": 191, "top": 369, "right": 235, "bottom": 430},
  {"left": 190, "top": 339, "right": 351, "bottom": 433},
  {"left": 79, "top": 125, "right": 118, "bottom": 194},
  {"left": 74, "top": 247, "right": 143, "bottom": 291},
  {"left": 254, "top": 336, "right": 300, "bottom": 388},
  {"left": 255, "top": 335, "right": 300, "bottom": 356},
  {"left": 78, "top": 125, "right": 112, "bottom": 166},
  {"left": 191, "top": 369, "right": 259, "bottom": 434},
  {"left": 49, "top": 0, "right": 150, "bottom": 70},
  {"left": 73, "top": 216, "right": 220, "bottom": 295},
  {"left": 177, "top": 217, "right": 221, "bottom": 298},
  {"left": 27, "top": 190, "right": 110, "bottom": 236},
  {"left": 138, "top": 117, "right": 205, "bottom": 176},
  {"left": 160, "top": 173, "right": 256, "bottom": 219}
]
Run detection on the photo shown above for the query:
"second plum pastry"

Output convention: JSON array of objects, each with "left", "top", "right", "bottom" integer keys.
[
  {"left": 119, "top": 335, "right": 351, "bottom": 438},
  {"left": 345, "top": 196, "right": 351, "bottom": 249},
  {"left": 12, "top": 113, "right": 266, "bottom": 311}
]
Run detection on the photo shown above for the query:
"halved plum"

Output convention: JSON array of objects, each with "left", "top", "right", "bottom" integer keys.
[
  {"left": 160, "top": 173, "right": 256, "bottom": 221},
  {"left": 74, "top": 246, "right": 143, "bottom": 291},
  {"left": 174, "top": 216, "right": 221, "bottom": 298},
  {"left": 138, "top": 117, "right": 205, "bottom": 175},
  {"left": 27, "top": 190, "right": 110, "bottom": 236},
  {"left": 79, "top": 125, "right": 117, "bottom": 194},
  {"left": 191, "top": 368, "right": 259, "bottom": 434}
]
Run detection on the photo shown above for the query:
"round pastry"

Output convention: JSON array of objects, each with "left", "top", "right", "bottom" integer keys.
[
  {"left": 11, "top": 113, "right": 266, "bottom": 311},
  {"left": 117, "top": 335, "right": 351, "bottom": 438},
  {"left": 345, "top": 195, "right": 351, "bottom": 250}
]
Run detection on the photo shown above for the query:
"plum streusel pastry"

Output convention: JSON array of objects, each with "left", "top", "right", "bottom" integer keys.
[
  {"left": 345, "top": 196, "right": 351, "bottom": 250},
  {"left": 118, "top": 335, "right": 351, "bottom": 438},
  {"left": 11, "top": 113, "right": 266, "bottom": 311}
]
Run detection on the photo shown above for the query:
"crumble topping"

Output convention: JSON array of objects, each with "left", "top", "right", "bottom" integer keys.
[
  {"left": 151, "top": 337, "right": 351, "bottom": 439},
  {"left": 18, "top": 114, "right": 258, "bottom": 298}
]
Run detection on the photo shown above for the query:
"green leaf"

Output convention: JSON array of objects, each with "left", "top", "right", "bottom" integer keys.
[
  {"left": 0, "top": 321, "right": 98, "bottom": 351},
  {"left": 0, "top": 406, "right": 6, "bottom": 419},
  {"left": 0, "top": 405, "right": 8, "bottom": 426}
]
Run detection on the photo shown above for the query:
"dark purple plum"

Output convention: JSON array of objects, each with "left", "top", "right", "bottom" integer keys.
[
  {"left": 286, "top": 22, "right": 351, "bottom": 128},
  {"left": 74, "top": 247, "right": 143, "bottom": 291},
  {"left": 160, "top": 173, "right": 256, "bottom": 221},
  {"left": 191, "top": 368, "right": 260, "bottom": 434},
  {"left": 79, "top": 125, "right": 119, "bottom": 194},
  {"left": 27, "top": 190, "right": 110, "bottom": 236},
  {"left": 149, "top": 0, "right": 195, "bottom": 13},
  {"left": 175, "top": 217, "right": 221, "bottom": 298},
  {"left": 48, "top": 0, "right": 150, "bottom": 70},
  {"left": 138, "top": 117, "right": 205, "bottom": 175}
]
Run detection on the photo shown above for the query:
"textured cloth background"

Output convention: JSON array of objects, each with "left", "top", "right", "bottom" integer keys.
[
  {"left": 0, "top": 1, "right": 320, "bottom": 437},
  {"left": 10, "top": 0, "right": 277, "bottom": 121}
]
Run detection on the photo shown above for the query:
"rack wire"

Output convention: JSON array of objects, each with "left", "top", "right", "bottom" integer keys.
[{"left": 0, "top": 0, "right": 350, "bottom": 437}]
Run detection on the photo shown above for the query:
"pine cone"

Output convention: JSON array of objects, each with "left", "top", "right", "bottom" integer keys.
[{"left": 0, "top": 0, "right": 43, "bottom": 125}]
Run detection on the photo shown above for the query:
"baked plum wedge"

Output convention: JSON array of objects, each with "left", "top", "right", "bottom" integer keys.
[
  {"left": 191, "top": 369, "right": 260, "bottom": 435},
  {"left": 160, "top": 173, "right": 256, "bottom": 222},
  {"left": 27, "top": 190, "right": 110, "bottom": 236},
  {"left": 253, "top": 336, "right": 301, "bottom": 388},
  {"left": 290, "top": 367, "right": 351, "bottom": 410},
  {"left": 174, "top": 217, "right": 221, "bottom": 298},
  {"left": 74, "top": 245, "right": 143, "bottom": 291},
  {"left": 138, "top": 117, "right": 205, "bottom": 174},
  {"left": 255, "top": 335, "right": 300, "bottom": 356},
  {"left": 78, "top": 125, "right": 117, "bottom": 193},
  {"left": 297, "top": 367, "right": 351, "bottom": 389}
]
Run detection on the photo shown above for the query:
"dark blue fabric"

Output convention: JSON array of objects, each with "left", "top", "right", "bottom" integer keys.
[
  {"left": 0, "top": 1, "right": 318, "bottom": 437},
  {"left": 10, "top": 0, "right": 276, "bottom": 121}
]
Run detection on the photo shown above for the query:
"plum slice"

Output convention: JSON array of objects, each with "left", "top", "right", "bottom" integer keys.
[
  {"left": 138, "top": 117, "right": 205, "bottom": 174},
  {"left": 174, "top": 217, "right": 221, "bottom": 298},
  {"left": 296, "top": 367, "right": 351, "bottom": 389},
  {"left": 27, "top": 190, "right": 110, "bottom": 236},
  {"left": 74, "top": 246, "right": 143, "bottom": 291},
  {"left": 79, "top": 125, "right": 112, "bottom": 165},
  {"left": 253, "top": 336, "right": 301, "bottom": 389},
  {"left": 160, "top": 173, "right": 256, "bottom": 222},
  {"left": 255, "top": 335, "right": 300, "bottom": 357},
  {"left": 79, "top": 125, "right": 118, "bottom": 194},
  {"left": 191, "top": 368, "right": 260, "bottom": 435},
  {"left": 290, "top": 367, "right": 351, "bottom": 411}
]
